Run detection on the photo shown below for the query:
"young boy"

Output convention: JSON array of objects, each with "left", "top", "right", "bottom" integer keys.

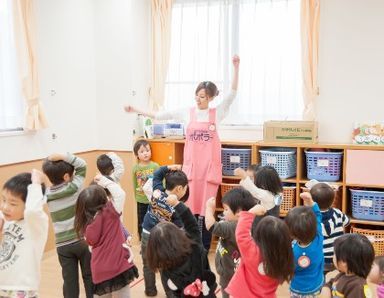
[
  {"left": 42, "top": 153, "right": 92, "bottom": 298},
  {"left": 285, "top": 191, "right": 324, "bottom": 297},
  {"left": 0, "top": 170, "right": 48, "bottom": 297},
  {"left": 141, "top": 164, "right": 188, "bottom": 297},
  {"left": 132, "top": 140, "right": 159, "bottom": 239},
  {"left": 205, "top": 188, "right": 258, "bottom": 298},
  {"left": 97, "top": 152, "right": 125, "bottom": 183},
  {"left": 308, "top": 182, "right": 350, "bottom": 274}
]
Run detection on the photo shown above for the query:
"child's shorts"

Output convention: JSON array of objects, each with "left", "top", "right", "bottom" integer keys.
[
  {"left": 290, "top": 291, "right": 320, "bottom": 298},
  {"left": 0, "top": 290, "right": 38, "bottom": 298}
]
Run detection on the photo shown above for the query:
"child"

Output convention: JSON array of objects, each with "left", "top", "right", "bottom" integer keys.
[
  {"left": 74, "top": 185, "right": 139, "bottom": 297},
  {"left": 225, "top": 204, "right": 294, "bottom": 297},
  {"left": 132, "top": 139, "right": 159, "bottom": 239},
  {"left": 234, "top": 165, "right": 283, "bottom": 217},
  {"left": 0, "top": 170, "right": 48, "bottom": 298},
  {"left": 205, "top": 188, "right": 258, "bottom": 298},
  {"left": 141, "top": 165, "right": 188, "bottom": 297},
  {"left": 42, "top": 153, "right": 93, "bottom": 298},
  {"left": 368, "top": 256, "right": 384, "bottom": 298},
  {"left": 322, "top": 234, "right": 374, "bottom": 298},
  {"left": 147, "top": 195, "right": 217, "bottom": 297},
  {"left": 285, "top": 191, "right": 324, "bottom": 297},
  {"left": 97, "top": 152, "right": 125, "bottom": 183},
  {"left": 308, "top": 182, "right": 350, "bottom": 274}
]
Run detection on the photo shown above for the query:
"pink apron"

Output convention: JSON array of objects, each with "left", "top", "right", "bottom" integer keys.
[{"left": 182, "top": 108, "right": 222, "bottom": 215}]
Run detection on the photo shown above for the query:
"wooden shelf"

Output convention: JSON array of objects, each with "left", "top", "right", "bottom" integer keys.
[
  {"left": 350, "top": 218, "right": 384, "bottom": 226},
  {"left": 282, "top": 178, "right": 297, "bottom": 183},
  {"left": 299, "top": 179, "right": 343, "bottom": 186},
  {"left": 346, "top": 183, "right": 384, "bottom": 189}
]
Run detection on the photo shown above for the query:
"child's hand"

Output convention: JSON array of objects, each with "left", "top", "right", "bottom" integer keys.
[
  {"left": 166, "top": 194, "right": 179, "bottom": 207},
  {"left": 232, "top": 55, "right": 240, "bottom": 68},
  {"left": 48, "top": 153, "right": 65, "bottom": 162},
  {"left": 124, "top": 105, "right": 135, "bottom": 113},
  {"left": 206, "top": 197, "right": 216, "bottom": 211},
  {"left": 234, "top": 167, "right": 247, "bottom": 179},
  {"left": 300, "top": 192, "right": 314, "bottom": 207},
  {"left": 168, "top": 164, "right": 182, "bottom": 171},
  {"left": 31, "top": 169, "right": 45, "bottom": 185},
  {"left": 248, "top": 204, "right": 267, "bottom": 216},
  {"left": 94, "top": 174, "right": 103, "bottom": 183}
]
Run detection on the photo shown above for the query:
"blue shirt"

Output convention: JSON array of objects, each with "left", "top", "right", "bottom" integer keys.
[{"left": 290, "top": 203, "right": 324, "bottom": 294}]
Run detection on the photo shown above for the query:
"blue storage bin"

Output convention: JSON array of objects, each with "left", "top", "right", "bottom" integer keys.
[
  {"left": 351, "top": 189, "right": 384, "bottom": 221},
  {"left": 305, "top": 150, "right": 343, "bottom": 181},
  {"left": 259, "top": 148, "right": 296, "bottom": 179},
  {"left": 222, "top": 148, "right": 252, "bottom": 176}
]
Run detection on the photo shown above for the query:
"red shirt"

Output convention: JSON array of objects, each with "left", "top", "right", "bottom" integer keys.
[
  {"left": 85, "top": 201, "right": 133, "bottom": 284},
  {"left": 225, "top": 211, "right": 279, "bottom": 298}
]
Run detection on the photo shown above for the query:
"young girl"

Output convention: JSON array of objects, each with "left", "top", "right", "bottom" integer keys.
[
  {"left": 225, "top": 204, "right": 294, "bottom": 298},
  {"left": 125, "top": 56, "right": 240, "bottom": 251},
  {"left": 0, "top": 170, "right": 48, "bottom": 298},
  {"left": 74, "top": 185, "right": 138, "bottom": 297},
  {"left": 234, "top": 165, "right": 283, "bottom": 217},
  {"left": 146, "top": 195, "right": 217, "bottom": 297},
  {"left": 322, "top": 234, "right": 374, "bottom": 297},
  {"left": 369, "top": 256, "right": 384, "bottom": 298},
  {"left": 131, "top": 139, "right": 159, "bottom": 239}
]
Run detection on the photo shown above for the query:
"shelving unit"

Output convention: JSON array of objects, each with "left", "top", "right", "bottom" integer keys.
[{"left": 147, "top": 139, "right": 384, "bottom": 244}]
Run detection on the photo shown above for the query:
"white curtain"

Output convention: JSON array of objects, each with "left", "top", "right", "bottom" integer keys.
[
  {"left": 164, "top": 0, "right": 303, "bottom": 125},
  {"left": 0, "top": 0, "right": 24, "bottom": 130}
]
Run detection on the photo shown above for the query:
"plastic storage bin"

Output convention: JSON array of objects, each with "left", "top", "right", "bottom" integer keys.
[
  {"left": 220, "top": 183, "right": 240, "bottom": 197},
  {"left": 305, "top": 150, "right": 343, "bottom": 181},
  {"left": 259, "top": 148, "right": 296, "bottom": 179},
  {"left": 221, "top": 148, "right": 252, "bottom": 176},
  {"left": 351, "top": 226, "right": 384, "bottom": 256},
  {"left": 351, "top": 189, "right": 384, "bottom": 221},
  {"left": 281, "top": 186, "right": 296, "bottom": 215}
]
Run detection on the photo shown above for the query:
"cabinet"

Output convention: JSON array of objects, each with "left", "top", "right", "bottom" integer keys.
[{"left": 148, "top": 139, "right": 384, "bottom": 248}]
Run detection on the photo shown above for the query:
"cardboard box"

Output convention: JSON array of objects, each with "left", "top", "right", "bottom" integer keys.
[{"left": 263, "top": 121, "right": 318, "bottom": 143}]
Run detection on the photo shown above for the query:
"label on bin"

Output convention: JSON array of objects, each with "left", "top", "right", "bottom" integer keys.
[
  {"left": 266, "top": 156, "right": 277, "bottom": 164},
  {"left": 317, "top": 159, "right": 329, "bottom": 167},
  {"left": 360, "top": 199, "right": 373, "bottom": 208},
  {"left": 230, "top": 156, "right": 241, "bottom": 163}
]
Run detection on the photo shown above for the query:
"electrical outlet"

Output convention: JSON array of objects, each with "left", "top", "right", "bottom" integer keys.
[{"left": 50, "top": 90, "right": 56, "bottom": 96}]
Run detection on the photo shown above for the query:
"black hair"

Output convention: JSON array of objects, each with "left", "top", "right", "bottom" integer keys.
[
  {"left": 221, "top": 188, "right": 258, "bottom": 214},
  {"left": 334, "top": 233, "right": 375, "bottom": 278},
  {"left": 254, "top": 166, "right": 283, "bottom": 195},
  {"left": 3, "top": 172, "right": 46, "bottom": 202},
  {"left": 42, "top": 159, "right": 74, "bottom": 185},
  {"left": 96, "top": 154, "right": 113, "bottom": 176},
  {"left": 165, "top": 170, "right": 189, "bottom": 202},
  {"left": 133, "top": 139, "right": 150, "bottom": 156},
  {"left": 251, "top": 215, "right": 294, "bottom": 283},
  {"left": 285, "top": 206, "right": 317, "bottom": 244},
  {"left": 310, "top": 183, "right": 335, "bottom": 210},
  {"left": 195, "top": 81, "right": 219, "bottom": 98}
]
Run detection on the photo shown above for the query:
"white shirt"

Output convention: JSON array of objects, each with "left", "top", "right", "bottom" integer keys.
[
  {"left": 0, "top": 184, "right": 48, "bottom": 292},
  {"left": 240, "top": 176, "right": 276, "bottom": 210},
  {"left": 155, "top": 89, "right": 237, "bottom": 124}
]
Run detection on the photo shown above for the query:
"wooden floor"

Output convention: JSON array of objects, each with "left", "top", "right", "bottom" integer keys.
[{"left": 39, "top": 245, "right": 376, "bottom": 298}]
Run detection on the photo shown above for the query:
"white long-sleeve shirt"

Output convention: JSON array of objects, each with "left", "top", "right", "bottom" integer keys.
[
  {"left": 154, "top": 90, "right": 237, "bottom": 124},
  {"left": 106, "top": 152, "right": 125, "bottom": 183},
  {"left": 239, "top": 176, "right": 276, "bottom": 210},
  {"left": 96, "top": 175, "right": 126, "bottom": 219},
  {"left": 0, "top": 184, "right": 49, "bottom": 292}
]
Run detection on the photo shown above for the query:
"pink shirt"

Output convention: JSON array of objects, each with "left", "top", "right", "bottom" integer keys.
[
  {"left": 85, "top": 202, "right": 134, "bottom": 284},
  {"left": 225, "top": 211, "right": 279, "bottom": 298}
]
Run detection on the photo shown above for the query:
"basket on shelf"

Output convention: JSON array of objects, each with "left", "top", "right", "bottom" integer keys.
[
  {"left": 220, "top": 182, "right": 240, "bottom": 197},
  {"left": 351, "top": 189, "right": 384, "bottom": 221},
  {"left": 281, "top": 186, "right": 296, "bottom": 214},
  {"left": 351, "top": 226, "right": 384, "bottom": 256},
  {"left": 259, "top": 148, "right": 296, "bottom": 179},
  {"left": 301, "top": 185, "right": 342, "bottom": 210},
  {"left": 305, "top": 150, "right": 343, "bottom": 182},
  {"left": 221, "top": 148, "right": 252, "bottom": 176}
]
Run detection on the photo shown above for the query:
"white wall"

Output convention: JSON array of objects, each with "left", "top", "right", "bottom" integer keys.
[
  {"left": 0, "top": 0, "right": 99, "bottom": 165},
  {"left": 94, "top": 0, "right": 151, "bottom": 151},
  {"left": 316, "top": 0, "right": 384, "bottom": 143}
]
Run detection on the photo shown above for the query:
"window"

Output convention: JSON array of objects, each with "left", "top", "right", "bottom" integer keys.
[
  {"left": 164, "top": 0, "right": 303, "bottom": 125},
  {"left": 0, "top": 0, "right": 24, "bottom": 131}
]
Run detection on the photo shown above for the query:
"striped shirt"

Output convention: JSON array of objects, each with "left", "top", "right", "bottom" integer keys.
[
  {"left": 46, "top": 153, "right": 86, "bottom": 247},
  {"left": 321, "top": 208, "right": 350, "bottom": 264}
]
